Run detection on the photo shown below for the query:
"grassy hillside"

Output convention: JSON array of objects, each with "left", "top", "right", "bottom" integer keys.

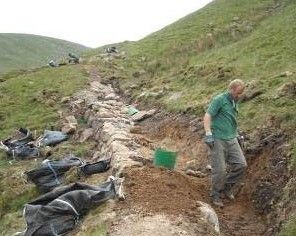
[
  {"left": 87, "top": 0, "right": 296, "bottom": 234},
  {"left": 0, "top": 66, "right": 89, "bottom": 138},
  {"left": 0, "top": 33, "right": 89, "bottom": 73},
  {"left": 0, "top": 0, "right": 295, "bottom": 235},
  {"left": 90, "top": 0, "right": 296, "bottom": 161}
]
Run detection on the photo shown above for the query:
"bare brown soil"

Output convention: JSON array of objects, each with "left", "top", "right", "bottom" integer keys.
[
  {"left": 83, "top": 67, "right": 289, "bottom": 236},
  {"left": 116, "top": 111, "right": 287, "bottom": 236},
  {"left": 119, "top": 166, "right": 207, "bottom": 216}
]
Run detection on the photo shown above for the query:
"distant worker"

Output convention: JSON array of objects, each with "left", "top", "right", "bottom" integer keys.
[
  {"left": 68, "top": 53, "right": 79, "bottom": 64},
  {"left": 48, "top": 59, "right": 58, "bottom": 67},
  {"left": 106, "top": 46, "right": 118, "bottom": 54},
  {"left": 203, "top": 79, "right": 247, "bottom": 207}
]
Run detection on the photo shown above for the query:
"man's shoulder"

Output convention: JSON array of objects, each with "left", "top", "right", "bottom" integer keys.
[{"left": 212, "top": 91, "right": 228, "bottom": 101}]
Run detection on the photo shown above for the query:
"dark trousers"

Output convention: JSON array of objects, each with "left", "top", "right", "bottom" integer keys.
[{"left": 209, "top": 138, "right": 247, "bottom": 198}]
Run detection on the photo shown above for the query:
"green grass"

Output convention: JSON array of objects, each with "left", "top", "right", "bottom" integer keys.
[
  {"left": 0, "top": 65, "right": 89, "bottom": 139},
  {"left": 52, "top": 140, "right": 98, "bottom": 159},
  {"left": 86, "top": 224, "right": 107, "bottom": 236},
  {"left": 0, "top": 159, "right": 39, "bottom": 217},
  {"left": 88, "top": 0, "right": 295, "bottom": 139},
  {"left": 86, "top": 1, "right": 296, "bottom": 169},
  {"left": 0, "top": 33, "right": 89, "bottom": 73},
  {"left": 73, "top": 204, "right": 108, "bottom": 236},
  {"left": 0, "top": 211, "right": 26, "bottom": 236},
  {"left": 280, "top": 214, "right": 296, "bottom": 236},
  {"left": 290, "top": 142, "right": 296, "bottom": 172},
  {"left": 93, "top": 0, "right": 296, "bottom": 151},
  {"left": 7, "top": 188, "right": 39, "bottom": 213}
]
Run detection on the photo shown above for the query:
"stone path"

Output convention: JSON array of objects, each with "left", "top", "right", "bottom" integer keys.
[{"left": 68, "top": 67, "right": 220, "bottom": 236}]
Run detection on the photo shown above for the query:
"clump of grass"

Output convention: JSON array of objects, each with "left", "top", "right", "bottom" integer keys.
[
  {"left": 0, "top": 211, "right": 26, "bottom": 236},
  {"left": 87, "top": 224, "right": 107, "bottom": 236},
  {"left": 280, "top": 214, "right": 296, "bottom": 236},
  {"left": 73, "top": 204, "right": 108, "bottom": 236},
  {"left": 0, "top": 160, "right": 39, "bottom": 216},
  {"left": 53, "top": 140, "right": 98, "bottom": 159},
  {"left": 5, "top": 187, "right": 39, "bottom": 213}
]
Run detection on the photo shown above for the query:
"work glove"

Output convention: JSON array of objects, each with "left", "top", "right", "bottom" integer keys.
[
  {"left": 237, "top": 132, "right": 245, "bottom": 149},
  {"left": 204, "top": 133, "right": 214, "bottom": 149}
]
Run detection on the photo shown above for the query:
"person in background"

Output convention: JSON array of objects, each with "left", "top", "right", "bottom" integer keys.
[
  {"left": 48, "top": 59, "right": 58, "bottom": 67},
  {"left": 68, "top": 53, "right": 79, "bottom": 64},
  {"left": 203, "top": 79, "right": 247, "bottom": 207}
]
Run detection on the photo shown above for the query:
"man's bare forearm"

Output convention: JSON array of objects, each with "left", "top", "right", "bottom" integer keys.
[{"left": 204, "top": 113, "right": 212, "bottom": 135}]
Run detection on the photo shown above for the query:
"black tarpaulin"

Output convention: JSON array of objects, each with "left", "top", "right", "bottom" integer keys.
[
  {"left": 0, "top": 129, "right": 70, "bottom": 159},
  {"left": 25, "top": 157, "right": 111, "bottom": 192},
  {"left": 23, "top": 178, "right": 121, "bottom": 236},
  {"left": 37, "top": 130, "right": 69, "bottom": 147},
  {"left": 0, "top": 128, "right": 39, "bottom": 159}
]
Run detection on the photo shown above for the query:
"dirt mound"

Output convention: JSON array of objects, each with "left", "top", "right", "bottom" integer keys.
[
  {"left": 127, "top": 113, "right": 277, "bottom": 235},
  {"left": 113, "top": 166, "right": 218, "bottom": 236},
  {"left": 119, "top": 166, "right": 208, "bottom": 217}
]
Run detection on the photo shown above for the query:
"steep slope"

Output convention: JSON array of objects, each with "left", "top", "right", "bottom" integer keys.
[
  {"left": 91, "top": 0, "right": 295, "bottom": 161},
  {"left": 117, "top": 0, "right": 295, "bottom": 118},
  {"left": 0, "top": 33, "right": 89, "bottom": 73},
  {"left": 0, "top": 0, "right": 295, "bottom": 235},
  {"left": 86, "top": 0, "right": 296, "bottom": 234}
]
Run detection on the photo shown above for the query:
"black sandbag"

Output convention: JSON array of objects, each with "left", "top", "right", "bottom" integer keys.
[
  {"left": 1, "top": 128, "right": 39, "bottom": 159},
  {"left": 25, "top": 156, "right": 84, "bottom": 192},
  {"left": 23, "top": 179, "right": 120, "bottom": 236},
  {"left": 25, "top": 157, "right": 111, "bottom": 192},
  {"left": 38, "top": 130, "right": 69, "bottom": 146},
  {"left": 79, "top": 158, "right": 111, "bottom": 175},
  {"left": 7, "top": 144, "right": 39, "bottom": 159},
  {"left": 3, "top": 128, "right": 33, "bottom": 147}
]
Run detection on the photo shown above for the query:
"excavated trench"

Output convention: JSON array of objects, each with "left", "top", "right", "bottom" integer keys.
[{"left": 67, "top": 66, "right": 288, "bottom": 236}]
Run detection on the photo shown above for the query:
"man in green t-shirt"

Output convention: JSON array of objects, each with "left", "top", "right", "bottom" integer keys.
[{"left": 203, "top": 79, "right": 247, "bottom": 207}]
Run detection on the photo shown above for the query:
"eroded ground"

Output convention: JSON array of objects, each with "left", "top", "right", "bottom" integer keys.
[
  {"left": 120, "top": 112, "right": 269, "bottom": 236},
  {"left": 2, "top": 66, "right": 288, "bottom": 236},
  {"left": 75, "top": 67, "right": 288, "bottom": 236}
]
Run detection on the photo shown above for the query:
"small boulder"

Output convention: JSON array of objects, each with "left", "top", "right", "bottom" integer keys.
[
  {"left": 79, "top": 128, "right": 94, "bottom": 142},
  {"left": 62, "top": 124, "right": 76, "bottom": 134},
  {"left": 65, "top": 115, "right": 78, "bottom": 126}
]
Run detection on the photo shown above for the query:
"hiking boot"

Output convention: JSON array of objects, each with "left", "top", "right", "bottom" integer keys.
[
  {"left": 224, "top": 182, "right": 245, "bottom": 200},
  {"left": 223, "top": 183, "right": 235, "bottom": 200},
  {"left": 212, "top": 197, "right": 224, "bottom": 207}
]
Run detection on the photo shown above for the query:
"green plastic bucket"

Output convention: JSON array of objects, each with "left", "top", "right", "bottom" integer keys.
[
  {"left": 128, "top": 106, "right": 139, "bottom": 116},
  {"left": 153, "top": 149, "right": 177, "bottom": 170}
]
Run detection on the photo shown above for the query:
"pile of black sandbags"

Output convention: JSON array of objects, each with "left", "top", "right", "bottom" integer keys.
[{"left": 25, "top": 156, "right": 111, "bottom": 192}]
